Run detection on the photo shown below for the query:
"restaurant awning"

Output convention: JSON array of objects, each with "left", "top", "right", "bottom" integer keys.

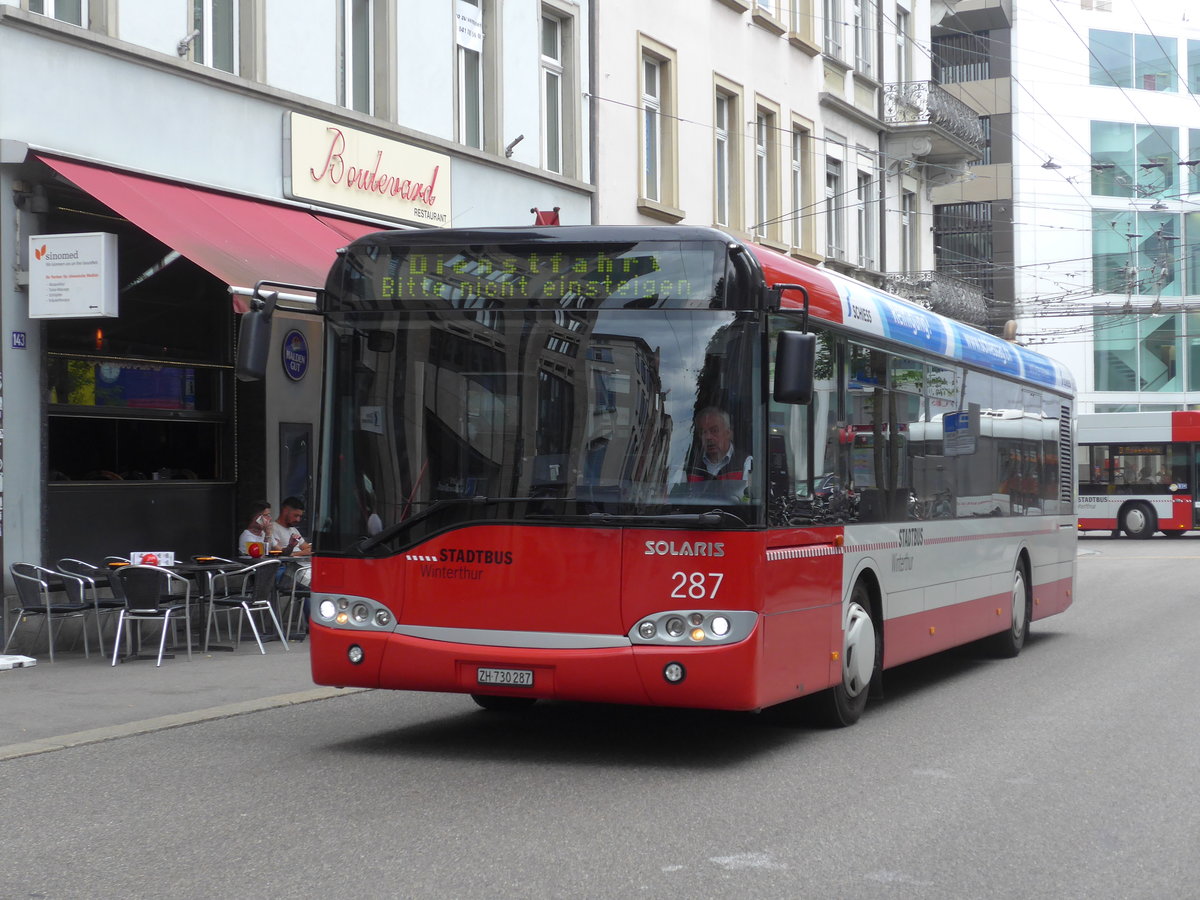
[{"left": 37, "top": 155, "right": 385, "bottom": 311}]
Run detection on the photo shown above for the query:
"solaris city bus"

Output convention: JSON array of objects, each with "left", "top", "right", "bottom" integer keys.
[
  {"left": 238, "top": 225, "right": 1076, "bottom": 726},
  {"left": 1076, "top": 410, "right": 1200, "bottom": 538}
]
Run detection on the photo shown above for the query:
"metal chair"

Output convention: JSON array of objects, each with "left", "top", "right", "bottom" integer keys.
[
  {"left": 57, "top": 558, "right": 125, "bottom": 658},
  {"left": 283, "top": 562, "right": 312, "bottom": 641},
  {"left": 206, "top": 559, "right": 289, "bottom": 654},
  {"left": 110, "top": 565, "right": 193, "bottom": 667},
  {"left": 4, "top": 563, "right": 93, "bottom": 662}
]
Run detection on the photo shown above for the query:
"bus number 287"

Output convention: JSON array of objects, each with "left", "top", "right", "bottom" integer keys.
[{"left": 671, "top": 572, "right": 724, "bottom": 600}]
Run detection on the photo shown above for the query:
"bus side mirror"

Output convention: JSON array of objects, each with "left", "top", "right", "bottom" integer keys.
[
  {"left": 773, "top": 330, "right": 816, "bottom": 404},
  {"left": 235, "top": 307, "right": 273, "bottom": 381}
]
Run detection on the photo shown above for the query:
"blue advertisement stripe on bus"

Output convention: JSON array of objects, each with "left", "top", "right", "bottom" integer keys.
[{"left": 816, "top": 267, "right": 1068, "bottom": 392}]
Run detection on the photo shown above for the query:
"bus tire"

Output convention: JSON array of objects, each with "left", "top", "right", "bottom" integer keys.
[
  {"left": 812, "top": 579, "right": 880, "bottom": 727},
  {"left": 988, "top": 560, "right": 1031, "bottom": 659},
  {"left": 1121, "top": 502, "right": 1156, "bottom": 539},
  {"left": 470, "top": 694, "right": 538, "bottom": 712}
]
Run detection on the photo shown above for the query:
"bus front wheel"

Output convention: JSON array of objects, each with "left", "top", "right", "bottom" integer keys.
[
  {"left": 988, "top": 561, "right": 1031, "bottom": 658},
  {"left": 1121, "top": 502, "right": 1156, "bottom": 539},
  {"left": 813, "top": 580, "right": 880, "bottom": 727}
]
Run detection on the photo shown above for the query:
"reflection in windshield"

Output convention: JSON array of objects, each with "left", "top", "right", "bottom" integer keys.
[{"left": 318, "top": 309, "right": 763, "bottom": 551}]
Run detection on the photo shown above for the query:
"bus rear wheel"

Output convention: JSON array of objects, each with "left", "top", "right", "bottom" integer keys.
[
  {"left": 1121, "top": 502, "right": 1156, "bottom": 539},
  {"left": 471, "top": 694, "right": 538, "bottom": 712},
  {"left": 812, "top": 580, "right": 879, "bottom": 727}
]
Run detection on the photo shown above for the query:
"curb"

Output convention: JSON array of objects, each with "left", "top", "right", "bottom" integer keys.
[{"left": 0, "top": 686, "right": 366, "bottom": 761}]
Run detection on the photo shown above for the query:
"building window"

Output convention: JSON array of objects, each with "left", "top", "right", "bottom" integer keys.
[
  {"left": 1081, "top": 0, "right": 1112, "bottom": 10},
  {"left": 932, "top": 31, "right": 990, "bottom": 84},
  {"left": 853, "top": 0, "right": 875, "bottom": 77},
  {"left": 899, "top": 190, "right": 917, "bottom": 273},
  {"left": 823, "top": 0, "right": 844, "bottom": 60},
  {"left": 1189, "top": 40, "right": 1200, "bottom": 94},
  {"left": 1094, "top": 313, "right": 1182, "bottom": 392},
  {"left": 825, "top": 156, "right": 845, "bottom": 259},
  {"left": 972, "top": 116, "right": 992, "bottom": 166},
  {"left": 790, "top": 0, "right": 815, "bottom": 43},
  {"left": 642, "top": 56, "right": 663, "bottom": 202},
  {"left": 541, "top": 12, "right": 564, "bottom": 173},
  {"left": 638, "top": 37, "right": 678, "bottom": 211},
  {"left": 1091, "top": 30, "right": 1178, "bottom": 92},
  {"left": 340, "top": 0, "right": 373, "bottom": 114},
  {"left": 1092, "top": 210, "right": 1179, "bottom": 297},
  {"left": 191, "top": 0, "right": 238, "bottom": 74},
  {"left": 1189, "top": 130, "right": 1200, "bottom": 195},
  {"left": 895, "top": 8, "right": 911, "bottom": 84},
  {"left": 754, "top": 107, "right": 778, "bottom": 241},
  {"left": 791, "top": 125, "right": 811, "bottom": 250},
  {"left": 856, "top": 170, "right": 876, "bottom": 269},
  {"left": 1090, "top": 121, "right": 1177, "bottom": 198},
  {"left": 934, "top": 202, "right": 992, "bottom": 297},
  {"left": 27, "top": 0, "right": 85, "bottom": 25},
  {"left": 715, "top": 93, "right": 731, "bottom": 227},
  {"left": 457, "top": 0, "right": 485, "bottom": 149}
]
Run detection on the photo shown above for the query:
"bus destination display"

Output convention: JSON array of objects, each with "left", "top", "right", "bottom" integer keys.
[{"left": 370, "top": 242, "right": 725, "bottom": 307}]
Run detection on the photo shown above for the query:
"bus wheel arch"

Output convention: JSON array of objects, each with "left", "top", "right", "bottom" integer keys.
[
  {"left": 1120, "top": 501, "right": 1156, "bottom": 539},
  {"left": 988, "top": 551, "right": 1031, "bottom": 658},
  {"left": 814, "top": 569, "right": 883, "bottom": 727}
]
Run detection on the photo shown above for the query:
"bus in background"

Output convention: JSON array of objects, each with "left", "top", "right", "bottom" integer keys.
[
  {"left": 1076, "top": 411, "right": 1200, "bottom": 538},
  {"left": 239, "top": 225, "right": 1076, "bottom": 726}
]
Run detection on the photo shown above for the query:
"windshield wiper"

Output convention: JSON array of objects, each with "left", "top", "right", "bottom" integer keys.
[
  {"left": 355, "top": 496, "right": 539, "bottom": 553},
  {"left": 586, "top": 509, "right": 746, "bottom": 527}
]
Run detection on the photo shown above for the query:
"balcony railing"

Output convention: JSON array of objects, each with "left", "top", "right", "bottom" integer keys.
[
  {"left": 883, "top": 82, "right": 985, "bottom": 157},
  {"left": 882, "top": 270, "right": 988, "bottom": 326}
]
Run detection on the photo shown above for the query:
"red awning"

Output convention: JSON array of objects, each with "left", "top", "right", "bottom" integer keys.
[{"left": 38, "top": 155, "right": 384, "bottom": 309}]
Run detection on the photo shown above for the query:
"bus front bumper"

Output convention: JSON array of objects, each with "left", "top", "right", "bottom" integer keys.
[{"left": 309, "top": 622, "right": 766, "bottom": 711}]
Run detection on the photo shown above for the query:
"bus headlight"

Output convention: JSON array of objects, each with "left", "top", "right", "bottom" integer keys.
[
  {"left": 312, "top": 593, "right": 395, "bottom": 632},
  {"left": 627, "top": 610, "right": 756, "bottom": 646}
]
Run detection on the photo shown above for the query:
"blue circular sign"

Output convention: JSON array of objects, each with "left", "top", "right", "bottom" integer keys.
[{"left": 281, "top": 329, "right": 309, "bottom": 381}]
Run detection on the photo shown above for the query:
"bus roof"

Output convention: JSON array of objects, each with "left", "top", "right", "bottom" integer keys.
[
  {"left": 1077, "top": 410, "right": 1200, "bottom": 444},
  {"left": 745, "top": 240, "right": 1074, "bottom": 395}
]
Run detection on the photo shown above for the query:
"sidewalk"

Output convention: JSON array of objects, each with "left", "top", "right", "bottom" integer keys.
[{"left": 0, "top": 640, "right": 354, "bottom": 760}]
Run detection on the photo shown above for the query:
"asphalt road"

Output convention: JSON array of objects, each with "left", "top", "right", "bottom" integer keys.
[{"left": 3, "top": 535, "right": 1199, "bottom": 899}]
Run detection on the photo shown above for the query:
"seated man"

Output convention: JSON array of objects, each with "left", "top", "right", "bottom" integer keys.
[
  {"left": 683, "top": 406, "right": 753, "bottom": 484},
  {"left": 238, "top": 500, "right": 274, "bottom": 558},
  {"left": 270, "top": 496, "right": 312, "bottom": 557}
]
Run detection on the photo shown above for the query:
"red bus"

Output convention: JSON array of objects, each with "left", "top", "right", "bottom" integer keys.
[
  {"left": 239, "top": 226, "right": 1076, "bottom": 725},
  {"left": 1076, "top": 411, "right": 1200, "bottom": 538}
]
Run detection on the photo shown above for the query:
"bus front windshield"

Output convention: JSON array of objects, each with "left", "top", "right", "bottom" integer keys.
[{"left": 316, "top": 309, "right": 764, "bottom": 553}]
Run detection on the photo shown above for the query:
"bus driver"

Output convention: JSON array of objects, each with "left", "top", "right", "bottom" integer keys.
[{"left": 684, "top": 406, "right": 753, "bottom": 484}]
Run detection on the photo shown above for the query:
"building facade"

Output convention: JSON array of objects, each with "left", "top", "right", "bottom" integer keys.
[
  {"left": 592, "top": 0, "right": 985, "bottom": 325},
  {"left": 1007, "top": 0, "right": 1200, "bottom": 412},
  {"left": 0, "top": 0, "right": 593, "bottom": 586}
]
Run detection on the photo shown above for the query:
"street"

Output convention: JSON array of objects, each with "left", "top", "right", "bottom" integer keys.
[{"left": 3, "top": 536, "right": 1200, "bottom": 899}]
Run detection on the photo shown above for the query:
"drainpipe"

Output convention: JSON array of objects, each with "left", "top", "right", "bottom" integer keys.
[{"left": 588, "top": 0, "right": 599, "bottom": 225}]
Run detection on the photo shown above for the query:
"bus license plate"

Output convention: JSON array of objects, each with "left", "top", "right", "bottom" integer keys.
[{"left": 477, "top": 667, "right": 534, "bottom": 687}]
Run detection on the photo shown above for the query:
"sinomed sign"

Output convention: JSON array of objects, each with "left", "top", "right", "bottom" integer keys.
[
  {"left": 29, "top": 232, "right": 118, "bottom": 318},
  {"left": 286, "top": 112, "right": 452, "bottom": 227}
]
